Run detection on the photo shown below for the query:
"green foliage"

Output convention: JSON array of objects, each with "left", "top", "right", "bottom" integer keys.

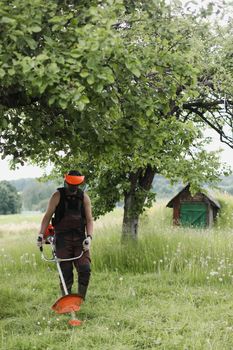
[
  {"left": 0, "top": 0, "right": 128, "bottom": 163},
  {"left": 0, "top": 181, "right": 21, "bottom": 214},
  {"left": 0, "top": 0, "right": 232, "bottom": 234}
]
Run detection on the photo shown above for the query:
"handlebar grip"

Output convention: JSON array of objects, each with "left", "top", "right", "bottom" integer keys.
[{"left": 37, "top": 236, "right": 43, "bottom": 252}]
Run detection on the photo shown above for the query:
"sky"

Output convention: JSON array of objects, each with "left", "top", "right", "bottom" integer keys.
[
  {"left": 0, "top": 129, "right": 232, "bottom": 181},
  {"left": 205, "top": 129, "right": 233, "bottom": 169},
  {"left": 0, "top": 160, "right": 53, "bottom": 181}
]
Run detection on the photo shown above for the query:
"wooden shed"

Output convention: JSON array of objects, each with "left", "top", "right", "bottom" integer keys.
[{"left": 166, "top": 184, "right": 221, "bottom": 228}]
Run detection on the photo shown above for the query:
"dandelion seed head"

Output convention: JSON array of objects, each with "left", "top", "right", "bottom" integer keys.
[{"left": 210, "top": 271, "right": 218, "bottom": 276}]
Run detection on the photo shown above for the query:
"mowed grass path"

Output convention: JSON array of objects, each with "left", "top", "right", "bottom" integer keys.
[
  {"left": 2, "top": 269, "right": 233, "bottom": 350},
  {"left": 1, "top": 199, "right": 233, "bottom": 350}
]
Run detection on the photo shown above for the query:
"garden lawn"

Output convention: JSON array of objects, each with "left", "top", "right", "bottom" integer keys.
[
  {"left": 1, "top": 262, "right": 233, "bottom": 350},
  {"left": 2, "top": 200, "right": 233, "bottom": 350}
]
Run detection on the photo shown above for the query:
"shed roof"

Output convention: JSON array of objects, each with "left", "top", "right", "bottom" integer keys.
[{"left": 166, "top": 184, "right": 221, "bottom": 209}]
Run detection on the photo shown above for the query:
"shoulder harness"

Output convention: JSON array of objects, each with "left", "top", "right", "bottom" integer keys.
[{"left": 52, "top": 187, "right": 86, "bottom": 226}]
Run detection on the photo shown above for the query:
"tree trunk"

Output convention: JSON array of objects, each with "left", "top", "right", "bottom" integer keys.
[
  {"left": 122, "top": 165, "right": 157, "bottom": 240},
  {"left": 122, "top": 191, "right": 139, "bottom": 239}
]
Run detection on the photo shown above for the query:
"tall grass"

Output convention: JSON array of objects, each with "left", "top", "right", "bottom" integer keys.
[
  {"left": 91, "top": 198, "right": 233, "bottom": 286},
  {"left": 2, "top": 198, "right": 233, "bottom": 349},
  {"left": 214, "top": 191, "right": 233, "bottom": 229},
  {"left": 1, "top": 196, "right": 233, "bottom": 286}
]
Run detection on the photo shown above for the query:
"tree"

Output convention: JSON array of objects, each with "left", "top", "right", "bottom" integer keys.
[
  {"left": 0, "top": 181, "right": 22, "bottom": 214},
  {"left": 0, "top": 0, "right": 232, "bottom": 237}
]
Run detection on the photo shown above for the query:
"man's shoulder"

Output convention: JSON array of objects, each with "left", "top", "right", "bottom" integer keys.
[
  {"left": 51, "top": 190, "right": 61, "bottom": 202},
  {"left": 83, "top": 192, "right": 91, "bottom": 203},
  {"left": 55, "top": 187, "right": 66, "bottom": 198}
]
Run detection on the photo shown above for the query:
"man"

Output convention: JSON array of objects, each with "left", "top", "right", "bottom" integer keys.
[{"left": 37, "top": 170, "right": 93, "bottom": 300}]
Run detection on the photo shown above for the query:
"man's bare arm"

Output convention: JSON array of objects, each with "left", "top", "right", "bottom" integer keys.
[
  {"left": 38, "top": 191, "right": 60, "bottom": 236},
  {"left": 84, "top": 193, "right": 94, "bottom": 239}
]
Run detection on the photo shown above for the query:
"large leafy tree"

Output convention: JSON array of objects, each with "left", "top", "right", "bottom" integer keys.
[{"left": 0, "top": 0, "right": 232, "bottom": 237}]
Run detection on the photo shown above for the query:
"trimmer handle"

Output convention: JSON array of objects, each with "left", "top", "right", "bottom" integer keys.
[
  {"left": 37, "top": 236, "right": 43, "bottom": 252},
  {"left": 46, "top": 235, "right": 55, "bottom": 245}
]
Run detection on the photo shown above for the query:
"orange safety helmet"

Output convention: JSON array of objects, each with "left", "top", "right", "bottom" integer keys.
[{"left": 64, "top": 170, "right": 85, "bottom": 185}]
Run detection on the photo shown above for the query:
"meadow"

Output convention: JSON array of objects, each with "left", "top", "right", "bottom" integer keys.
[{"left": 1, "top": 193, "right": 233, "bottom": 349}]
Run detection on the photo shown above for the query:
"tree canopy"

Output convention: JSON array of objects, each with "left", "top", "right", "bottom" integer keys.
[{"left": 0, "top": 0, "right": 233, "bottom": 236}]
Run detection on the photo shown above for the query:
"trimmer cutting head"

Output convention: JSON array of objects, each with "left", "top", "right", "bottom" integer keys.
[
  {"left": 52, "top": 294, "right": 83, "bottom": 314},
  {"left": 68, "top": 319, "right": 83, "bottom": 326},
  {"left": 40, "top": 238, "right": 85, "bottom": 326}
]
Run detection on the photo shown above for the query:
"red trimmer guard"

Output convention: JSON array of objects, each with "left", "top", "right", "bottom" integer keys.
[{"left": 51, "top": 294, "right": 83, "bottom": 314}]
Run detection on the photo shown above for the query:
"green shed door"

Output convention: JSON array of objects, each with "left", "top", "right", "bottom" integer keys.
[{"left": 180, "top": 202, "right": 207, "bottom": 228}]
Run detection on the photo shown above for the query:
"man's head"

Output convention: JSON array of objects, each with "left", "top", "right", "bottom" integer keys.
[{"left": 64, "top": 170, "right": 85, "bottom": 193}]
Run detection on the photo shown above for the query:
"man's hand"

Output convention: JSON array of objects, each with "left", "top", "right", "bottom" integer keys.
[
  {"left": 82, "top": 236, "right": 92, "bottom": 251},
  {"left": 37, "top": 234, "right": 45, "bottom": 249}
]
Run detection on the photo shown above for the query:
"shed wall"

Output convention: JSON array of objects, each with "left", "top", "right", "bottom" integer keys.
[{"left": 171, "top": 187, "right": 217, "bottom": 227}]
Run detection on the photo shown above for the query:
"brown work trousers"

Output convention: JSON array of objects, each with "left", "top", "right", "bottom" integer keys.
[{"left": 55, "top": 230, "right": 91, "bottom": 296}]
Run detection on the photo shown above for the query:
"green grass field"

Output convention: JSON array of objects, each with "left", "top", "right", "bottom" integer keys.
[{"left": 1, "top": 196, "right": 233, "bottom": 350}]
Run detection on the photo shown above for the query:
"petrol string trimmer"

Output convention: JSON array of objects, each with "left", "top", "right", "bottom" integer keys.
[{"left": 38, "top": 224, "right": 85, "bottom": 327}]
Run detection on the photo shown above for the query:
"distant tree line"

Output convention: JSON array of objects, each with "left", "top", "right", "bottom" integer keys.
[
  {"left": 0, "top": 174, "right": 230, "bottom": 215},
  {"left": 1, "top": 173, "right": 232, "bottom": 215},
  {"left": 10, "top": 178, "right": 61, "bottom": 212},
  {"left": 0, "top": 181, "right": 22, "bottom": 214}
]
